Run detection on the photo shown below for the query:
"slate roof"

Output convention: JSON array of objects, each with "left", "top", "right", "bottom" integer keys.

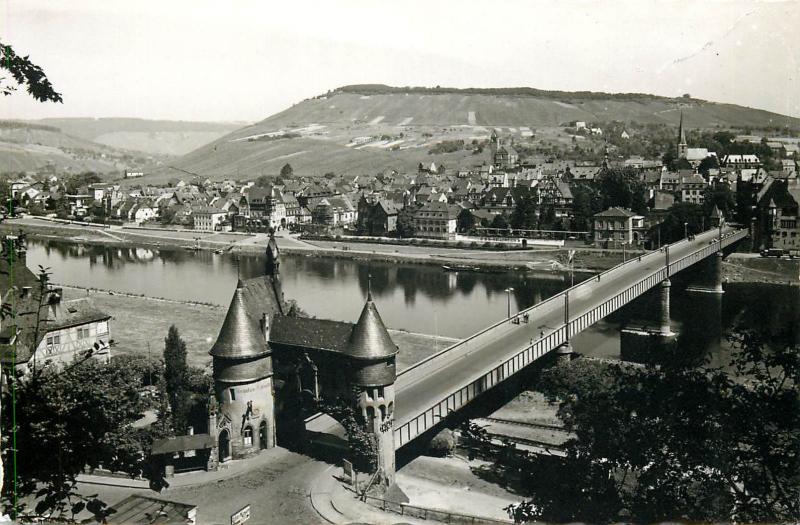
[
  {"left": 594, "top": 207, "right": 636, "bottom": 218},
  {"left": 271, "top": 316, "right": 353, "bottom": 354},
  {"left": 209, "top": 280, "right": 271, "bottom": 360},
  {"left": 151, "top": 434, "right": 215, "bottom": 455},
  {"left": 414, "top": 201, "right": 460, "bottom": 219},
  {"left": 48, "top": 298, "right": 110, "bottom": 331},
  {"left": 347, "top": 293, "right": 398, "bottom": 361}
]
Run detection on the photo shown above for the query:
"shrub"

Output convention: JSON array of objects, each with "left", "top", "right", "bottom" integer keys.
[{"left": 428, "top": 429, "right": 456, "bottom": 457}]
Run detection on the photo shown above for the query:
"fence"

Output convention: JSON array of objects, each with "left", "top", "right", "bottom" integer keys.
[
  {"left": 363, "top": 495, "right": 513, "bottom": 524},
  {"left": 393, "top": 227, "right": 748, "bottom": 447}
]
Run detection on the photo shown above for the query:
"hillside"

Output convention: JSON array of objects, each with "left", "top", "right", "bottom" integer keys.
[
  {"left": 35, "top": 118, "right": 245, "bottom": 156},
  {"left": 0, "top": 121, "right": 158, "bottom": 176},
  {"left": 154, "top": 84, "right": 800, "bottom": 183}
]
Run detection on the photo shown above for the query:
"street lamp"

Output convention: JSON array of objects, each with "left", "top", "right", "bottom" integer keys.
[
  {"left": 684, "top": 222, "right": 689, "bottom": 240},
  {"left": 504, "top": 287, "right": 514, "bottom": 319}
]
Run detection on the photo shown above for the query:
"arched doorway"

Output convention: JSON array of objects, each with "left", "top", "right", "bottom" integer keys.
[
  {"left": 218, "top": 429, "right": 231, "bottom": 462},
  {"left": 259, "top": 420, "right": 268, "bottom": 450}
]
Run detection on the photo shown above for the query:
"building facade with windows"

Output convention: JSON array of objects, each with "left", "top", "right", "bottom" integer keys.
[
  {"left": 0, "top": 235, "right": 112, "bottom": 374},
  {"left": 593, "top": 207, "right": 646, "bottom": 247},
  {"left": 412, "top": 202, "right": 460, "bottom": 240}
]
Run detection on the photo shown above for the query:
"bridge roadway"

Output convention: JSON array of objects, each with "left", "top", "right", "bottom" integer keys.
[{"left": 391, "top": 226, "right": 747, "bottom": 448}]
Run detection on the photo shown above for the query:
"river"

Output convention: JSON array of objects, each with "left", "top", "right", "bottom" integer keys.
[{"left": 27, "top": 239, "right": 800, "bottom": 366}]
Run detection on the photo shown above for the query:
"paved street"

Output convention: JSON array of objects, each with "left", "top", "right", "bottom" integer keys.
[{"left": 393, "top": 227, "right": 739, "bottom": 434}]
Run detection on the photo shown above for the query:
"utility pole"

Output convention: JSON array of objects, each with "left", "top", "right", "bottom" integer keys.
[
  {"left": 504, "top": 287, "right": 514, "bottom": 319},
  {"left": 564, "top": 290, "right": 570, "bottom": 344},
  {"left": 147, "top": 342, "right": 152, "bottom": 386}
]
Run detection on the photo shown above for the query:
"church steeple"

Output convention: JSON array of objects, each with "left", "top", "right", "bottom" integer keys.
[{"left": 677, "top": 110, "right": 688, "bottom": 159}]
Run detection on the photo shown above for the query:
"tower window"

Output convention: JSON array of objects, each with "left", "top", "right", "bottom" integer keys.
[
  {"left": 230, "top": 389, "right": 236, "bottom": 401},
  {"left": 377, "top": 386, "right": 385, "bottom": 399}
]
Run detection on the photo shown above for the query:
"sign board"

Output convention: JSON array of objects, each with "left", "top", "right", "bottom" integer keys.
[
  {"left": 342, "top": 459, "right": 354, "bottom": 486},
  {"left": 231, "top": 505, "right": 250, "bottom": 525}
]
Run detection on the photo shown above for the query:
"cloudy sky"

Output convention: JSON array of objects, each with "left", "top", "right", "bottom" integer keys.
[{"left": 2, "top": 0, "right": 798, "bottom": 122}]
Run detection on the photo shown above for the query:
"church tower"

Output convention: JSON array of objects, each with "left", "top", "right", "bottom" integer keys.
[
  {"left": 210, "top": 247, "right": 281, "bottom": 460},
  {"left": 347, "top": 291, "right": 399, "bottom": 486},
  {"left": 677, "top": 110, "right": 688, "bottom": 159}
]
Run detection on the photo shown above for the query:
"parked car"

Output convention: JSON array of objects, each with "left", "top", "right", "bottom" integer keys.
[{"left": 760, "top": 248, "right": 784, "bottom": 258}]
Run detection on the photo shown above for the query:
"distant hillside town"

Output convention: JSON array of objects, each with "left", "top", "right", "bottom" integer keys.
[{"left": 2, "top": 114, "right": 799, "bottom": 253}]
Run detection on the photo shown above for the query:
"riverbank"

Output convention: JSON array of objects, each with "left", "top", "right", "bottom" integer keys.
[
  {"left": 722, "top": 253, "right": 800, "bottom": 285},
  {"left": 62, "top": 286, "right": 458, "bottom": 370},
  {"left": 1, "top": 217, "right": 623, "bottom": 273}
]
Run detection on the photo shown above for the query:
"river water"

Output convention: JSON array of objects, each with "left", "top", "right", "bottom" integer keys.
[{"left": 27, "top": 240, "right": 800, "bottom": 366}]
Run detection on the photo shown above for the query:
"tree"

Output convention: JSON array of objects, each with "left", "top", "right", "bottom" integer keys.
[
  {"left": 280, "top": 163, "right": 293, "bottom": 178},
  {"left": 321, "top": 391, "right": 378, "bottom": 474},
  {"left": 652, "top": 202, "right": 705, "bottom": 243},
  {"left": 503, "top": 328, "right": 800, "bottom": 523},
  {"left": 396, "top": 207, "right": 415, "bottom": 238},
  {"left": 597, "top": 168, "right": 647, "bottom": 214},
  {"left": 571, "top": 184, "right": 601, "bottom": 231},
  {"left": 697, "top": 155, "right": 719, "bottom": 176},
  {"left": 703, "top": 184, "right": 736, "bottom": 220},
  {"left": 0, "top": 45, "right": 60, "bottom": 516},
  {"left": 509, "top": 194, "right": 538, "bottom": 231},
  {"left": 0, "top": 42, "right": 62, "bottom": 102},
  {"left": 1, "top": 360, "right": 156, "bottom": 521},
  {"left": 490, "top": 213, "right": 509, "bottom": 232},
  {"left": 457, "top": 208, "right": 476, "bottom": 233},
  {"left": 163, "top": 325, "right": 190, "bottom": 434}
]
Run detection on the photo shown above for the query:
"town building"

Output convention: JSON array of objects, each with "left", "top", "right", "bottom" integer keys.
[
  {"left": 592, "top": 207, "right": 646, "bottom": 247},
  {"left": 193, "top": 206, "right": 228, "bottom": 231},
  {"left": 357, "top": 195, "right": 400, "bottom": 236},
  {"left": 680, "top": 173, "right": 707, "bottom": 205},
  {"left": 0, "top": 235, "right": 111, "bottom": 375},
  {"left": 412, "top": 202, "right": 460, "bottom": 240},
  {"left": 723, "top": 154, "right": 760, "bottom": 169},
  {"left": 754, "top": 178, "right": 800, "bottom": 252}
]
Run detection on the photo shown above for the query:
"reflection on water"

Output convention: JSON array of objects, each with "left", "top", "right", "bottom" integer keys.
[{"left": 28, "top": 239, "right": 800, "bottom": 363}]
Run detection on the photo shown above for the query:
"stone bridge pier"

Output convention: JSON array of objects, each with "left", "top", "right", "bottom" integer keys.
[
  {"left": 686, "top": 251, "right": 725, "bottom": 294},
  {"left": 620, "top": 277, "right": 678, "bottom": 364}
]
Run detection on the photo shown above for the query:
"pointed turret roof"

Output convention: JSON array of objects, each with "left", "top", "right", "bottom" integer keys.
[
  {"left": 710, "top": 204, "right": 723, "bottom": 219},
  {"left": 346, "top": 292, "right": 398, "bottom": 361},
  {"left": 209, "top": 280, "right": 269, "bottom": 359}
]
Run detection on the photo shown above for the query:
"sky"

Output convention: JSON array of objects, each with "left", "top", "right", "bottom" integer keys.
[{"left": 1, "top": 0, "right": 799, "bottom": 122}]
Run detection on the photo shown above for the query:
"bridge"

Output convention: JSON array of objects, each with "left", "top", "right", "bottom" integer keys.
[{"left": 391, "top": 226, "right": 748, "bottom": 449}]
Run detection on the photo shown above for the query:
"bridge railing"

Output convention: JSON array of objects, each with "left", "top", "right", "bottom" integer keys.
[
  {"left": 394, "top": 228, "right": 746, "bottom": 446},
  {"left": 398, "top": 228, "right": 738, "bottom": 383}
]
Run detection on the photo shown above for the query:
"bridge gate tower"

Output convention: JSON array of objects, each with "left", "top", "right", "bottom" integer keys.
[{"left": 346, "top": 290, "right": 399, "bottom": 486}]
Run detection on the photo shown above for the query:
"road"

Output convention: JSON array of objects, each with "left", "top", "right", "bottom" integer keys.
[{"left": 392, "top": 227, "right": 740, "bottom": 439}]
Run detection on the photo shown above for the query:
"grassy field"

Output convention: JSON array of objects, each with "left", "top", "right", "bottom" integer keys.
[{"left": 62, "top": 287, "right": 455, "bottom": 371}]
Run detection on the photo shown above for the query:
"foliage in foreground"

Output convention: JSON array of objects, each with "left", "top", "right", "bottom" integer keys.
[
  {"left": 497, "top": 328, "right": 800, "bottom": 523},
  {"left": 1, "top": 359, "right": 167, "bottom": 522}
]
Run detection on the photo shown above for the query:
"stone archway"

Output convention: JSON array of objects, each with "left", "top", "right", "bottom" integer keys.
[
  {"left": 259, "top": 420, "right": 269, "bottom": 449},
  {"left": 218, "top": 429, "right": 231, "bottom": 462}
]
